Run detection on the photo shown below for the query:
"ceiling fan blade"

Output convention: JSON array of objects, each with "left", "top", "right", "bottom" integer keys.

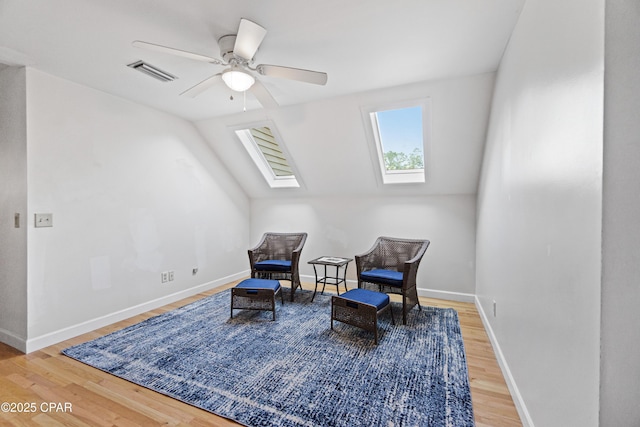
[
  {"left": 180, "top": 73, "right": 222, "bottom": 97},
  {"left": 233, "top": 18, "right": 267, "bottom": 61},
  {"left": 256, "top": 64, "right": 328, "bottom": 85},
  {"left": 133, "top": 41, "right": 222, "bottom": 65},
  {"left": 250, "top": 80, "right": 279, "bottom": 109}
]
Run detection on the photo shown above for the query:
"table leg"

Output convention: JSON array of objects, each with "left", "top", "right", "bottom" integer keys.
[
  {"left": 311, "top": 264, "right": 319, "bottom": 302},
  {"left": 342, "top": 263, "right": 349, "bottom": 294},
  {"left": 320, "top": 264, "right": 328, "bottom": 295}
]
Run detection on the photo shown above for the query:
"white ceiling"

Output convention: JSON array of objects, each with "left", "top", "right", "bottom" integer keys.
[{"left": 0, "top": 0, "right": 524, "bottom": 122}]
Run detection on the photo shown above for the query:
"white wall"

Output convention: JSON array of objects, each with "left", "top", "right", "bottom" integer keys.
[
  {"left": 0, "top": 66, "right": 28, "bottom": 349},
  {"left": 475, "top": 0, "right": 603, "bottom": 426},
  {"left": 251, "top": 195, "right": 477, "bottom": 297},
  {"left": 6, "top": 68, "right": 492, "bottom": 352},
  {"left": 195, "top": 74, "right": 493, "bottom": 300},
  {"left": 600, "top": 0, "right": 640, "bottom": 424},
  {"left": 24, "top": 69, "right": 250, "bottom": 351}
]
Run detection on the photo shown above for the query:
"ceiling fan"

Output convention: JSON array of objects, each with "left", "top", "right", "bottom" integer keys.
[{"left": 133, "top": 18, "right": 328, "bottom": 108}]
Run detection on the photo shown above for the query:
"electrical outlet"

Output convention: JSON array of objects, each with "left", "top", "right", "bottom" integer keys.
[
  {"left": 168, "top": 270, "right": 174, "bottom": 281},
  {"left": 161, "top": 272, "right": 169, "bottom": 283},
  {"left": 34, "top": 213, "right": 53, "bottom": 228}
]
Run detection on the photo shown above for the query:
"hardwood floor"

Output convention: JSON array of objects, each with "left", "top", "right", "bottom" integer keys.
[{"left": 0, "top": 281, "right": 522, "bottom": 426}]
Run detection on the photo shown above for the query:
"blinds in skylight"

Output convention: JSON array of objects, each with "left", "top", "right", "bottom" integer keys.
[
  {"left": 249, "top": 127, "right": 294, "bottom": 177},
  {"left": 233, "top": 123, "right": 299, "bottom": 188}
]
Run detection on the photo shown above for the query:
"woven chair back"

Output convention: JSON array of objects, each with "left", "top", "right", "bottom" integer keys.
[{"left": 374, "top": 237, "right": 428, "bottom": 271}]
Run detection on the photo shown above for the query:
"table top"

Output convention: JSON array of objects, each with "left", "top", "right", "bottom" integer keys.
[{"left": 308, "top": 256, "right": 353, "bottom": 266}]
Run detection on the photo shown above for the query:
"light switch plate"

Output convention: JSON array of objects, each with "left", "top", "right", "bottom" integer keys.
[{"left": 34, "top": 213, "right": 53, "bottom": 228}]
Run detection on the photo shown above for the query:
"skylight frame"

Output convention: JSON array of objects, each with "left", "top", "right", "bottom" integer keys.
[
  {"left": 362, "top": 98, "right": 431, "bottom": 185},
  {"left": 232, "top": 121, "right": 300, "bottom": 189}
]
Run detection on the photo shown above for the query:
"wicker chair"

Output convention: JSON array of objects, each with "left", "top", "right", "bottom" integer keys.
[
  {"left": 355, "top": 236, "right": 430, "bottom": 324},
  {"left": 248, "top": 232, "right": 308, "bottom": 301}
]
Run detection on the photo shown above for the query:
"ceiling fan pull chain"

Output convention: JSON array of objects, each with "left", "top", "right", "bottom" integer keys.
[{"left": 243, "top": 90, "right": 247, "bottom": 112}]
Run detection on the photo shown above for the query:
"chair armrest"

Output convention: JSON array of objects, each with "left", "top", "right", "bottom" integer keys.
[
  {"left": 355, "top": 238, "right": 383, "bottom": 276},
  {"left": 248, "top": 234, "right": 269, "bottom": 253},
  {"left": 401, "top": 240, "right": 430, "bottom": 288},
  {"left": 355, "top": 243, "right": 378, "bottom": 260},
  {"left": 292, "top": 233, "right": 307, "bottom": 255},
  {"left": 355, "top": 255, "right": 375, "bottom": 274},
  {"left": 290, "top": 237, "right": 307, "bottom": 270},
  {"left": 404, "top": 249, "right": 429, "bottom": 266},
  {"left": 248, "top": 234, "right": 270, "bottom": 266},
  {"left": 404, "top": 241, "right": 429, "bottom": 265}
]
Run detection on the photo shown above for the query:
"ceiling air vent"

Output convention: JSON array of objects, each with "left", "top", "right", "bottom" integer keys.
[{"left": 127, "top": 60, "right": 177, "bottom": 82}]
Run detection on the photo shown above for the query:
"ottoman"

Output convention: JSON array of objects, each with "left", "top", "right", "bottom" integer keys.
[
  {"left": 231, "top": 278, "right": 283, "bottom": 321},
  {"left": 331, "top": 288, "right": 394, "bottom": 344}
]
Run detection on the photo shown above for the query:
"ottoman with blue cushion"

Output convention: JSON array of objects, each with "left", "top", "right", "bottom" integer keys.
[
  {"left": 231, "top": 278, "right": 283, "bottom": 321},
  {"left": 331, "top": 288, "right": 394, "bottom": 344}
]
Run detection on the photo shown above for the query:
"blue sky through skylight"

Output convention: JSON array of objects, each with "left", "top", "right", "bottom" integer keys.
[{"left": 376, "top": 106, "right": 424, "bottom": 155}]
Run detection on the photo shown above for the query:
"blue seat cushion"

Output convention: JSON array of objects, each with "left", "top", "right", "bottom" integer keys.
[
  {"left": 254, "top": 259, "right": 292, "bottom": 272},
  {"left": 360, "top": 269, "right": 404, "bottom": 287},
  {"left": 340, "top": 288, "right": 390, "bottom": 311},
  {"left": 236, "top": 278, "right": 281, "bottom": 292}
]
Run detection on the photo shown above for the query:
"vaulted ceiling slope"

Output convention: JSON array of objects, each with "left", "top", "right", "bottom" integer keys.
[
  {"left": 0, "top": 0, "right": 524, "bottom": 121},
  {"left": 197, "top": 72, "right": 497, "bottom": 198}
]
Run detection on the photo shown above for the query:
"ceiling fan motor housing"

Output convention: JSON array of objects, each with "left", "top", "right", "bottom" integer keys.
[{"left": 218, "top": 35, "right": 240, "bottom": 63}]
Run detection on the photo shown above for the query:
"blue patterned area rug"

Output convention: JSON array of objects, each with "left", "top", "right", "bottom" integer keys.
[{"left": 62, "top": 289, "right": 474, "bottom": 426}]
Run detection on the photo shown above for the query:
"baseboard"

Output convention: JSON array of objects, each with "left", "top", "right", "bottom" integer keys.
[
  {"left": 417, "top": 287, "right": 476, "bottom": 303},
  {"left": 24, "top": 270, "right": 250, "bottom": 354},
  {"left": 0, "top": 327, "right": 27, "bottom": 353},
  {"left": 474, "top": 296, "right": 535, "bottom": 427},
  {"left": 299, "top": 274, "right": 475, "bottom": 304}
]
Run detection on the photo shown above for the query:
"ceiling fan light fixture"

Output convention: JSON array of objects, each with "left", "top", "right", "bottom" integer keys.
[{"left": 221, "top": 68, "right": 255, "bottom": 92}]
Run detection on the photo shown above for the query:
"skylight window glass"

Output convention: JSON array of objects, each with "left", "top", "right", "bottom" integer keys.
[
  {"left": 234, "top": 124, "right": 300, "bottom": 188},
  {"left": 369, "top": 104, "right": 427, "bottom": 184}
]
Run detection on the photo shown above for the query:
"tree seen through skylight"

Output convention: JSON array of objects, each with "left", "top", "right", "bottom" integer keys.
[{"left": 375, "top": 106, "right": 424, "bottom": 172}]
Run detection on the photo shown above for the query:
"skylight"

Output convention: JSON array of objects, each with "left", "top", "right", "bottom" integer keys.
[
  {"left": 366, "top": 102, "right": 429, "bottom": 184},
  {"left": 234, "top": 124, "right": 300, "bottom": 188}
]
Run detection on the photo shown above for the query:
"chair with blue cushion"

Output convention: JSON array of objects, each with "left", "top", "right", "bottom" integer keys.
[
  {"left": 248, "top": 232, "right": 308, "bottom": 301},
  {"left": 356, "top": 236, "right": 430, "bottom": 324}
]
